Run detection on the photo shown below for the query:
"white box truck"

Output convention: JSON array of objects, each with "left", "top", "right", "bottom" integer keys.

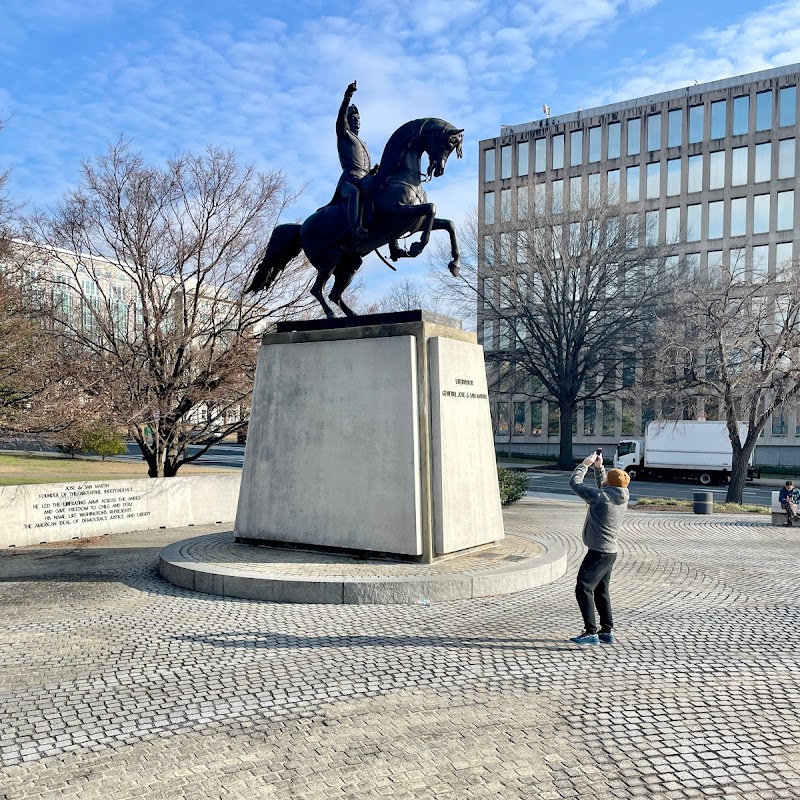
[{"left": 613, "top": 420, "right": 758, "bottom": 485}]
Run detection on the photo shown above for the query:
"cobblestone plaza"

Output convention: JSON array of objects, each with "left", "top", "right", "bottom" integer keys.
[{"left": 1, "top": 500, "right": 799, "bottom": 799}]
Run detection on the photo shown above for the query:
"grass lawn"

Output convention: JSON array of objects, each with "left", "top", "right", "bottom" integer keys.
[
  {"left": 635, "top": 496, "right": 769, "bottom": 514},
  {"left": 0, "top": 453, "right": 234, "bottom": 486}
]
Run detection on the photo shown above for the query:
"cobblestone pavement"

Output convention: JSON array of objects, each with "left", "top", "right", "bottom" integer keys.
[{"left": 1, "top": 502, "right": 799, "bottom": 800}]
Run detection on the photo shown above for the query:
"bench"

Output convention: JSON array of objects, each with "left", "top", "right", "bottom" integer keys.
[{"left": 771, "top": 491, "right": 788, "bottom": 526}]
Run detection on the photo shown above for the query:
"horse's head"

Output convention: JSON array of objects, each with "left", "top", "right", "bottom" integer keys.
[{"left": 420, "top": 119, "right": 464, "bottom": 179}]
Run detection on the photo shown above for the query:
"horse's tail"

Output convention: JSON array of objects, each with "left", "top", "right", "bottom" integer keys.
[{"left": 245, "top": 223, "right": 303, "bottom": 294}]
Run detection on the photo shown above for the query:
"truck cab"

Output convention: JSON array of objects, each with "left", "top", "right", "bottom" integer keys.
[{"left": 614, "top": 439, "right": 642, "bottom": 478}]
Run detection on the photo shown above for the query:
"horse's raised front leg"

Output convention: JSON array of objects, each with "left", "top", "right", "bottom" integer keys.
[
  {"left": 407, "top": 202, "right": 436, "bottom": 258},
  {"left": 432, "top": 217, "right": 460, "bottom": 277}
]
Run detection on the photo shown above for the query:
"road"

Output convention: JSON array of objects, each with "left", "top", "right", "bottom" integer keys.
[
  {"left": 525, "top": 468, "right": 776, "bottom": 504},
  {"left": 3, "top": 439, "right": 781, "bottom": 503}
]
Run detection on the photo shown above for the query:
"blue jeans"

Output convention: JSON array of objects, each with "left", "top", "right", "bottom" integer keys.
[{"left": 575, "top": 549, "right": 617, "bottom": 634}]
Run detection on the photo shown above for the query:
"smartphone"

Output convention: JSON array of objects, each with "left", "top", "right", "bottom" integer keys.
[{"left": 595, "top": 448, "right": 603, "bottom": 455}]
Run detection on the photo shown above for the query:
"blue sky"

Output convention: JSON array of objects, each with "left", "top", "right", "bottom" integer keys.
[{"left": 3, "top": 0, "right": 800, "bottom": 302}]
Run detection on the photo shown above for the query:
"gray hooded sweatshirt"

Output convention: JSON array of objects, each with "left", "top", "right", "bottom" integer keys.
[{"left": 569, "top": 464, "right": 629, "bottom": 553}]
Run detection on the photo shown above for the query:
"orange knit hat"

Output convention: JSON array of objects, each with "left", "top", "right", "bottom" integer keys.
[{"left": 605, "top": 468, "right": 631, "bottom": 488}]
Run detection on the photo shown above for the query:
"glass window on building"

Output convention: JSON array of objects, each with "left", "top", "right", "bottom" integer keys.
[
  {"left": 665, "top": 254, "right": 681, "bottom": 281},
  {"left": 627, "top": 118, "right": 641, "bottom": 156},
  {"left": 584, "top": 401, "right": 596, "bottom": 435},
  {"left": 517, "top": 141, "right": 529, "bottom": 177},
  {"left": 548, "top": 404, "right": 560, "bottom": 436},
  {"left": 780, "top": 85, "right": 797, "bottom": 127},
  {"left": 667, "top": 108, "right": 682, "bottom": 147},
  {"left": 501, "top": 145, "right": 512, "bottom": 179},
  {"left": 570, "top": 129, "right": 583, "bottom": 166},
  {"left": 607, "top": 122, "right": 621, "bottom": 159},
  {"left": 755, "top": 142, "right": 771, "bottom": 182},
  {"left": 484, "top": 191, "right": 495, "bottom": 224},
  {"left": 708, "top": 200, "right": 724, "bottom": 240},
  {"left": 534, "top": 182, "right": 546, "bottom": 213},
  {"left": 646, "top": 162, "right": 660, "bottom": 199},
  {"left": 607, "top": 169, "right": 620, "bottom": 203},
  {"left": 602, "top": 400, "right": 616, "bottom": 436},
  {"left": 707, "top": 250, "right": 724, "bottom": 284},
  {"left": 773, "top": 405, "right": 788, "bottom": 437},
  {"left": 777, "top": 190, "right": 794, "bottom": 231},
  {"left": 499, "top": 231, "right": 512, "bottom": 262},
  {"left": 622, "top": 357, "right": 636, "bottom": 388},
  {"left": 570, "top": 176, "right": 582, "bottom": 211},
  {"left": 666, "top": 158, "right": 681, "bottom": 196},
  {"left": 484, "top": 148, "right": 495, "bottom": 182},
  {"left": 689, "top": 105, "right": 704, "bottom": 143},
  {"left": 481, "top": 319, "right": 494, "bottom": 346},
  {"left": 732, "top": 146, "right": 748, "bottom": 185},
  {"left": 501, "top": 188, "right": 512, "bottom": 222},
  {"left": 517, "top": 230, "right": 528, "bottom": 263},
  {"left": 686, "top": 252, "right": 700, "bottom": 281},
  {"left": 513, "top": 402, "right": 526, "bottom": 435},
  {"left": 496, "top": 401, "right": 510, "bottom": 436},
  {"left": 753, "top": 194, "right": 770, "bottom": 234},
  {"left": 647, "top": 113, "right": 661, "bottom": 151},
  {"left": 779, "top": 138, "right": 795, "bottom": 179},
  {"left": 753, "top": 244, "right": 769, "bottom": 281},
  {"left": 645, "top": 210, "right": 659, "bottom": 246},
  {"left": 552, "top": 134, "right": 565, "bottom": 169},
  {"left": 755, "top": 90, "right": 772, "bottom": 131},
  {"left": 625, "top": 213, "right": 639, "bottom": 249},
  {"left": 626, "top": 165, "right": 640, "bottom": 202},
  {"left": 588, "top": 172, "right": 600, "bottom": 201},
  {"left": 530, "top": 401, "right": 543, "bottom": 435},
  {"left": 621, "top": 401, "right": 635, "bottom": 435},
  {"left": 517, "top": 185, "right": 529, "bottom": 219},
  {"left": 666, "top": 207, "right": 680, "bottom": 243},
  {"left": 686, "top": 204, "right": 702, "bottom": 242},
  {"left": 534, "top": 139, "right": 546, "bottom": 173},
  {"left": 484, "top": 235, "right": 494, "bottom": 267},
  {"left": 733, "top": 95, "right": 749, "bottom": 135},
  {"left": 709, "top": 150, "right": 725, "bottom": 189},
  {"left": 552, "top": 179, "right": 563, "bottom": 213},
  {"left": 776, "top": 241, "right": 793, "bottom": 268},
  {"left": 730, "top": 246, "right": 746, "bottom": 274},
  {"left": 606, "top": 216, "right": 620, "bottom": 245},
  {"left": 710, "top": 99, "right": 726, "bottom": 138},
  {"left": 687, "top": 154, "right": 703, "bottom": 193},
  {"left": 588, "top": 126, "right": 601, "bottom": 163}
]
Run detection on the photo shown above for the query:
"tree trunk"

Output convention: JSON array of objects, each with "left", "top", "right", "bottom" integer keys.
[
  {"left": 726, "top": 441, "right": 756, "bottom": 504},
  {"left": 557, "top": 401, "right": 574, "bottom": 469}
]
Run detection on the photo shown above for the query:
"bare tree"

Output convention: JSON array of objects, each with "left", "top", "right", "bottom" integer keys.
[
  {"left": 431, "top": 194, "right": 671, "bottom": 468},
  {"left": 367, "top": 277, "right": 439, "bottom": 314},
  {"left": 656, "top": 253, "right": 800, "bottom": 503},
  {"left": 28, "top": 140, "right": 314, "bottom": 477}
]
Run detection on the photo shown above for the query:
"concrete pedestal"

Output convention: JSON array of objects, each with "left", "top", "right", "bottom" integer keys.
[{"left": 234, "top": 311, "right": 504, "bottom": 562}]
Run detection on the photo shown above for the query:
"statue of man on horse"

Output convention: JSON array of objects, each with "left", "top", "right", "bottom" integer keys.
[{"left": 246, "top": 82, "right": 464, "bottom": 319}]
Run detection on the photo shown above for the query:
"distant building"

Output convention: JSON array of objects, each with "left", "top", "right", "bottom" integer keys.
[{"left": 479, "top": 63, "right": 800, "bottom": 464}]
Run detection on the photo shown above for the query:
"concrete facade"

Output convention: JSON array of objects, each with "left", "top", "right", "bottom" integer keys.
[
  {"left": 235, "top": 313, "right": 504, "bottom": 562},
  {"left": 479, "top": 63, "right": 800, "bottom": 462}
]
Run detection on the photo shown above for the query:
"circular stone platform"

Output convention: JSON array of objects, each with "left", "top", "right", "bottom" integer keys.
[{"left": 158, "top": 531, "right": 567, "bottom": 604}]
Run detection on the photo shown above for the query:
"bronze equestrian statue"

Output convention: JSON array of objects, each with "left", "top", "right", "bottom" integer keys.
[{"left": 246, "top": 82, "right": 463, "bottom": 319}]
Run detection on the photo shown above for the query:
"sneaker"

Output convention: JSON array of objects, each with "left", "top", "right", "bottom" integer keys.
[
  {"left": 569, "top": 631, "right": 599, "bottom": 645},
  {"left": 599, "top": 631, "right": 615, "bottom": 644},
  {"left": 785, "top": 522, "right": 793, "bottom": 527}
]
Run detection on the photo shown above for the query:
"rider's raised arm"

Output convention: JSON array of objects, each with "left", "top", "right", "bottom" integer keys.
[{"left": 337, "top": 81, "right": 357, "bottom": 137}]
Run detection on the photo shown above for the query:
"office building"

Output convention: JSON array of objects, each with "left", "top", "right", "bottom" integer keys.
[{"left": 479, "top": 63, "right": 800, "bottom": 463}]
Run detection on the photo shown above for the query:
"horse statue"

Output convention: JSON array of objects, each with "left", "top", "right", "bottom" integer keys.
[{"left": 245, "top": 117, "right": 464, "bottom": 318}]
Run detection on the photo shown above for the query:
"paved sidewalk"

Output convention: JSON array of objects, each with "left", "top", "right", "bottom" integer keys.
[{"left": 1, "top": 501, "right": 799, "bottom": 799}]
